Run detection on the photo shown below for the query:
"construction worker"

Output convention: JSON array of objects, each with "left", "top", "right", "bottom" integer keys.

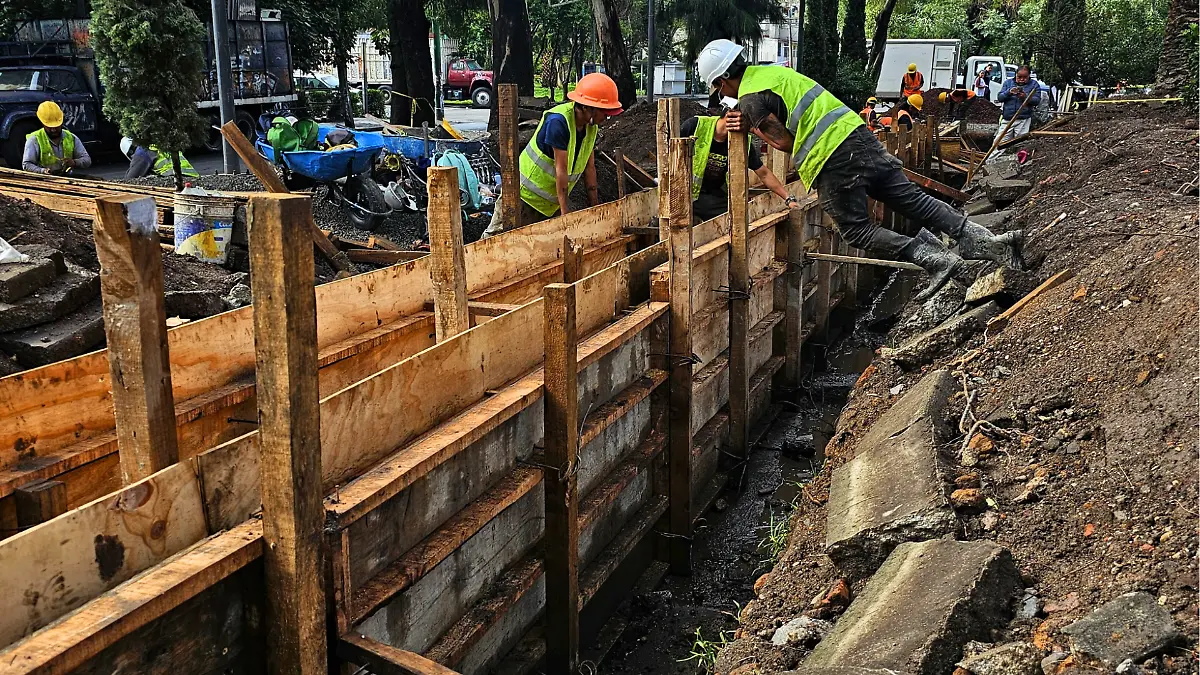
[
  {"left": 696, "top": 38, "right": 1025, "bottom": 300},
  {"left": 879, "top": 94, "right": 922, "bottom": 130},
  {"left": 22, "top": 101, "right": 91, "bottom": 175},
  {"left": 989, "top": 65, "right": 1041, "bottom": 161},
  {"left": 938, "top": 89, "right": 976, "bottom": 122},
  {"left": 682, "top": 112, "right": 799, "bottom": 222},
  {"left": 483, "top": 72, "right": 622, "bottom": 237},
  {"left": 900, "top": 63, "right": 924, "bottom": 98},
  {"left": 860, "top": 96, "right": 881, "bottom": 131},
  {"left": 121, "top": 138, "right": 199, "bottom": 180}
]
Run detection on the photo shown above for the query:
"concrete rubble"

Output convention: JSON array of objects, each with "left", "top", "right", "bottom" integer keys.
[
  {"left": 882, "top": 302, "right": 1001, "bottom": 368},
  {"left": 955, "top": 641, "right": 1042, "bottom": 675},
  {"left": 1061, "top": 592, "right": 1184, "bottom": 668},
  {"left": 979, "top": 177, "right": 1032, "bottom": 206}
]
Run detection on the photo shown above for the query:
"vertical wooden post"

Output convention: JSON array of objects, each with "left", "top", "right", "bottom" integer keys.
[
  {"left": 782, "top": 209, "right": 806, "bottom": 389},
  {"left": 726, "top": 131, "right": 750, "bottom": 460},
  {"left": 656, "top": 98, "right": 680, "bottom": 241},
  {"left": 614, "top": 147, "right": 627, "bottom": 198},
  {"left": 427, "top": 166, "right": 470, "bottom": 342},
  {"left": 898, "top": 125, "right": 911, "bottom": 168},
  {"left": 925, "top": 115, "right": 937, "bottom": 173},
  {"left": 14, "top": 480, "right": 66, "bottom": 528},
  {"left": 666, "top": 137, "right": 693, "bottom": 575},
  {"left": 94, "top": 195, "right": 179, "bottom": 484},
  {"left": 498, "top": 83, "right": 521, "bottom": 232},
  {"left": 543, "top": 282, "right": 579, "bottom": 674},
  {"left": 813, "top": 215, "right": 834, "bottom": 342},
  {"left": 770, "top": 146, "right": 789, "bottom": 183},
  {"left": 248, "top": 194, "right": 327, "bottom": 675},
  {"left": 562, "top": 235, "right": 584, "bottom": 284}
]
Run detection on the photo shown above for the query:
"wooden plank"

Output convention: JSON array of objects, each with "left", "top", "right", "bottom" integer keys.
[
  {"left": 346, "top": 249, "right": 428, "bottom": 265},
  {"left": 562, "top": 236, "right": 584, "bottom": 284},
  {"left": 925, "top": 114, "right": 936, "bottom": 172},
  {"left": 368, "top": 234, "right": 405, "bottom": 251},
  {"left": 498, "top": 84, "right": 521, "bottom": 233},
  {"left": 578, "top": 495, "right": 666, "bottom": 608},
  {"left": 247, "top": 194, "right": 326, "bottom": 675},
  {"left": 428, "top": 167, "right": 471, "bottom": 342},
  {"left": 726, "top": 132, "right": 751, "bottom": 461},
  {"left": 614, "top": 147, "right": 626, "bottom": 197},
  {"left": 813, "top": 215, "right": 834, "bottom": 340},
  {"left": 622, "top": 154, "right": 657, "bottom": 191},
  {"left": 783, "top": 208, "right": 806, "bottom": 389},
  {"left": 13, "top": 480, "right": 66, "bottom": 529},
  {"left": 807, "top": 252, "right": 923, "bottom": 271},
  {"left": 666, "top": 137, "right": 693, "bottom": 575},
  {"left": 901, "top": 167, "right": 971, "bottom": 203},
  {"left": 338, "top": 633, "right": 462, "bottom": 675},
  {"left": 94, "top": 195, "right": 180, "bottom": 484},
  {"left": 655, "top": 98, "right": 678, "bottom": 240},
  {"left": 987, "top": 269, "right": 1075, "bottom": 332},
  {"left": 541, "top": 283, "right": 580, "bottom": 674}
]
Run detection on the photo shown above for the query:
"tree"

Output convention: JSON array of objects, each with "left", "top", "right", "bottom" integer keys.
[
  {"left": 802, "top": 0, "right": 839, "bottom": 83},
  {"left": 1037, "top": 0, "right": 1085, "bottom": 87},
  {"left": 1154, "top": 0, "right": 1196, "bottom": 93},
  {"left": 675, "top": 0, "right": 783, "bottom": 66},
  {"left": 488, "top": 0, "right": 535, "bottom": 127},
  {"left": 387, "top": 0, "right": 435, "bottom": 125},
  {"left": 865, "top": 0, "right": 900, "bottom": 84},
  {"left": 92, "top": 0, "right": 207, "bottom": 190},
  {"left": 593, "top": 0, "right": 638, "bottom": 107},
  {"left": 840, "top": 0, "right": 868, "bottom": 65}
]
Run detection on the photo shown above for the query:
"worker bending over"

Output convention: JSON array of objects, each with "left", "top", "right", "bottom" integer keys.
[
  {"left": 879, "top": 94, "right": 923, "bottom": 130},
  {"left": 682, "top": 111, "right": 798, "bottom": 222},
  {"left": 901, "top": 63, "right": 924, "bottom": 98},
  {"left": 121, "top": 138, "right": 199, "bottom": 180},
  {"left": 938, "top": 89, "right": 976, "bottom": 121},
  {"left": 484, "top": 73, "right": 622, "bottom": 237},
  {"left": 22, "top": 102, "right": 91, "bottom": 175},
  {"left": 696, "top": 39, "right": 1025, "bottom": 300},
  {"left": 860, "top": 96, "right": 880, "bottom": 131}
]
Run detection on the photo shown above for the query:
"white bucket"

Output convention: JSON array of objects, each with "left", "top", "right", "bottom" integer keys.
[{"left": 173, "top": 190, "right": 237, "bottom": 264}]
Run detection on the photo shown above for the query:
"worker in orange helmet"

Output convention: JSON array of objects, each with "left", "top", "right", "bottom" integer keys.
[
  {"left": 900, "top": 63, "right": 924, "bottom": 98},
  {"left": 938, "top": 89, "right": 976, "bottom": 121},
  {"left": 484, "top": 72, "right": 623, "bottom": 237}
]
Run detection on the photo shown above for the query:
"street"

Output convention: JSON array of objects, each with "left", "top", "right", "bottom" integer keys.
[{"left": 87, "top": 104, "right": 491, "bottom": 180}]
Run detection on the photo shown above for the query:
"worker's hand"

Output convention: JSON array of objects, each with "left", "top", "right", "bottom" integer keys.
[
  {"left": 61, "top": 158, "right": 76, "bottom": 170},
  {"left": 785, "top": 196, "right": 800, "bottom": 209},
  {"left": 1011, "top": 88, "right": 1024, "bottom": 97},
  {"left": 725, "top": 110, "right": 744, "bottom": 133}
]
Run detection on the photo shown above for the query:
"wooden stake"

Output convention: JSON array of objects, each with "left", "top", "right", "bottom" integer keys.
[
  {"left": 806, "top": 252, "right": 923, "bottom": 271},
  {"left": 782, "top": 209, "right": 806, "bottom": 389},
  {"left": 726, "top": 131, "right": 750, "bottom": 460},
  {"left": 614, "top": 147, "right": 626, "bottom": 198},
  {"left": 247, "top": 193, "right": 327, "bottom": 675},
  {"left": 562, "top": 235, "right": 584, "bottom": 284},
  {"left": 925, "top": 115, "right": 936, "bottom": 172},
  {"left": 14, "top": 480, "right": 66, "bottom": 528},
  {"left": 966, "top": 92, "right": 1034, "bottom": 184},
  {"left": 813, "top": 215, "right": 834, "bottom": 341},
  {"left": 897, "top": 125, "right": 911, "bottom": 168},
  {"left": 656, "top": 98, "right": 680, "bottom": 241},
  {"left": 93, "top": 195, "right": 180, "bottom": 484},
  {"left": 427, "top": 167, "right": 470, "bottom": 342},
  {"left": 666, "top": 137, "right": 693, "bottom": 575},
  {"left": 542, "top": 282, "right": 580, "bottom": 674},
  {"left": 498, "top": 84, "right": 521, "bottom": 232}
]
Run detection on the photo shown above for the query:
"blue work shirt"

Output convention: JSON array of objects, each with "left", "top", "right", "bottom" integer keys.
[
  {"left": 535, "top": 112, "right": 586, "bottom": 164},
  {"left": 996, "top": 78, "right": 1042, "bottom": 120}
]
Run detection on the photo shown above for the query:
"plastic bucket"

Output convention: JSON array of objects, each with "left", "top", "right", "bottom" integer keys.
[{"left": 173, "top": 192, "right": 237, "bottom": 264}]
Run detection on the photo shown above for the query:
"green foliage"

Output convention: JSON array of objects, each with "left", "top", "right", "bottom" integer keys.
[
  {"left": 678, "top": 627, "right": 733, "bottom": 673},
  {"left": 439, "top": 8, "right": 492, "bottom": 67},
  {"left": 757, "top": 510, "right": 791, "bottom": 568},
  {"left": 804, "top": 0, "right": 841, "bottom": 83},
  {"left": 675, "top": 0, "right": 785, "bottom": 65},
  {"left": 868, "top": 0, "right": 975, "bottom": 51},
  {"left": 1180, "top": 22, "right": 1198, "bottom": 106},
  {"left": 830, "top": 57, "right": 876, "bottom": 106},
  {"left": 91, "top": 0, "right": 207, "bottom": 168},
  {"left": 274, "top": 0, "right": 382, "bottom": 73},
  {"left": 1079, "top": 0, "right": 1166, "bottom": 86},
  {"left": 0, "top": 0, "right": 79, "bottom": 37}
]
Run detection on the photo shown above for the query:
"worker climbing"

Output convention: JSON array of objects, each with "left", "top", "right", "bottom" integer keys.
[
  {"left": 483, "top": 72, "right": 623, "bottom": 237},
  {"left": 901, "top": 63, "right": 924, "bottom": 98},
  {"left": 682, "top": 109, "right": 798, "bottom": 222},
  {"left": 121, "top": 138, "right": 199, "bottom": 179},
  {"left": 695, "top": 38, "right": 1026, "bottom": 300},
  {"left": 22, "top": 102, "right": 92, "bottom": 175}
]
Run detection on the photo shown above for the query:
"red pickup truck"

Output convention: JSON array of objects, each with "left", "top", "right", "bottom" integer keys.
[{"left": 444, "top": 58, "right": 493, "bottom": 108}]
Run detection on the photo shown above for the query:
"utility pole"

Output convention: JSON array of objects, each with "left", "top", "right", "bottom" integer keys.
[
  {"left": 210, "top": 0, "right": 239, "bottom": 173},
  {"left": 361, "top": 40, "right": 369, "bottom": 113},
  {"left": 645, "top": 0, "right": 655, "bottom": 103},
  {"left": 433, "top": 20, "right": 445, "bottom": 122}
]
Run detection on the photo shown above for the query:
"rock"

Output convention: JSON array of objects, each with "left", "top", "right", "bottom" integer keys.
[
  {"left": 771, "top": 615, "right": 834, "bottom": 647},
  {"left": 883, "top": 302, "right": 1002, "bottom": 369},
  {"left": 754, "top": 573, "right": 771, "bottom": 596},
  {"left": 965, "top": 197, "right": 998, "bottom": 217},
  {"left": 981, "top": 511, "right": 1001, "bottom": 531},
  {"left": 807, "top": 578, "right": 852, "bottom": 618},
  {"left": 224, "top": 283, "right": 253, "bottom": 309},
  {"left": 951, "top": 488, "right": 987, "bottom": 511},
  {"left": 805, "top": 540, "right": 1022, "bottom": 675},
  {"left": 904, "top": 282, "right": 966, "bottom": 335},
  {"left": 164, "top": 289, "right": 226, "bottom": 320},
  {"left": 13, "top": 245, "right": 67, "bottom": 275},
  {"left": 825, "top": 371, "right": 957, "bottom": 578},
  {"left": 1015, "top": 475, "right": 1050, "bottom": 503},
  {"left": 0, "top": 300, "right": 105, "bottom": 367},
  {"left": 972, "top": 210, "right": 1016, "bottom": 231},
  {"left": 955, "top": 473, "right": 982, "bottom": 489},
  {"left": 965, "top": 268, "right": 1012, "bottom": 304},
  {"left": 0, "top": 269, "right": 99, "bottom": 333},
  {"left": 730, "top": 664, "right": 760, "bottom": 675},
  {"left": 1063, "top": 441, "right": 1080, "bottom": 455},
  {"left": 220, "top": 271, "right": 250, "bottom": 294},
  {"left": 986, "top": 157, "right": 1021, "bottom": 180},
  {"left": 981, "top": 177, "right": 1032, "bottom": 206},
  {"left": 0, "top": 256, "right": 57, "bottom": 303},
  {"left": 958, "top": 642, "right": 1042, "bottom": 675},
  {"left": 1040, "top": 652, "right": 1068, "bottom": 674},
  {"left": 1061, "top": 592, "right": 1184, "bottom": 667},
  {"left": 1016, "top": 589, "right": 1040, "bottom": 620}
]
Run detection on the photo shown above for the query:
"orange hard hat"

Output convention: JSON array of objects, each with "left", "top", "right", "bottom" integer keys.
[{"left": 569, "top": 73, "right": 623, "bottom": 113}]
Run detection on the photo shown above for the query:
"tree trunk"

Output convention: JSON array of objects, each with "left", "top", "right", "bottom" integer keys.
[
  {"left": 387, "top": 0, "right": 411, "bottom": 125},
  {"left": 839, "top": 0, "right": 868, "bottom": 65},
  {"left": 1154, "top": 0, "right": 1198, "bottom": 94},
  {"left": 591, "top": 0, "right": 638, "bottom": 108},
  {"left": 488, "top": 0, "right": 535, "bottom": 129},
  {"left": 1038, "top": 0, "right": 1086, "bottom": 88},
  {"left": 171, "top": 150, "right": 184, "bottom": 192},
  {"left": 335, "top": 56, "right": 355, "bottom": 128},
  {"left": 802, "top": 0, "right": 839, "bottom": 84},
  {"left": 866, "top": 0, "right": 900, "bottom": 84},
  {"left": 395, "top": 3, "right": 436, "bottom": 126}
]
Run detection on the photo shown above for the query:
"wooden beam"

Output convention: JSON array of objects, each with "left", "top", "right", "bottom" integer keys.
[
  {"left": 987, "top": 269, "right": 1075, "bottom": 333},
  {"left": 428, "top": 167, "right": 471, "bottom": 342},
  {"left": 498, "top": 84, "right": 521, "bottom": 233},
  {"left": 622, "top": 154, "right": 657, "bottom": 191},
  {"left": 93, "top": 195, "right": 180, "bottom": 484},
  {"left": 562, "top": 235, "right": 584, "bottom": 284},
  {"left": 14, "top": 479, "right": 66, "bottom": 528},
  {"left": 542, "top": 282, "right": 580, "bottom": 674},
  {"left": 247, "top": 193, "right": 327, "bottom": 675},
  {"left": 666, "top": 137, "right": 694, "bottom": 575},
  {"left": 338, "top": 633, "right": 463, "bottom": 675},
  {"left": 614, "top": 147, "right": 626, "bottom": 198},
  {"left": 656, "top": 98, "right": 680, "bottom": 240},
  {"left": 726, "top": 131, "right": 750, "bottom": 461},
  {"left": 925, "top": 115, "right": 936, "bottom": 173},
  {"left": 219, "top": 121, "right": 357, "bottom": 275},
  {"left": 346, "top": 249, "right": 427, "bottom": 265},
  {"left": 782, "top": 209, "right": 806, "bottom": 389},
  {"left": 368, "top": 234, "right": 404, "bottom": 250},
  {"left": 901, "top": 167, "right": 971, "bottom": 203},
  {"left": 807, "top": 252, "right": 923, "bottom": 271}
]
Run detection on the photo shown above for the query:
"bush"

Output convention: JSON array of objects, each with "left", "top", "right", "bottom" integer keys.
[
  {"left": 366, "top": 89, "right": 387, "bottom": 117},
  {"left": 830, "top": 60, "right": 877, "bottom": 109}
]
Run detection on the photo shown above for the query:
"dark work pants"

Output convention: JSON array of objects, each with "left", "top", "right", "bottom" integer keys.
[
  {"left": 813, "top": 126, "right": 968, "bottom": 257},
  {"left": 693, "top": 190, "right": 727, "bottom": 223}
]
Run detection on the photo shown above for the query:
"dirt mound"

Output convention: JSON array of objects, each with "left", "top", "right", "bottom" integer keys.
[
  {"left": 596, "top": 98, "right": 709, "bottom": 174},
  {"left": 924, "top": 87, "right": 1004, "bottom": 124}
]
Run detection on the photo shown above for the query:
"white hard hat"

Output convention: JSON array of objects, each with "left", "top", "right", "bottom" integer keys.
[
  {"left": 696, "top": 39, "right": 745, "bottom": 91},
  {"left": 120, "top": 137, "right": 134, "bottom": 158}
]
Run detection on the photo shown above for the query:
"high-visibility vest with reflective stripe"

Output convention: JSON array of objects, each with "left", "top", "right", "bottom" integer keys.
[
  {"left": 689, "top": 116, "right": 719, "bottom": 199},
  {"left": 150, "top": 146, "right": 199, "bottom": 178},
  {"left": 902, "top": 72, "right": 923, "bottom": 95},
  {"left": 737, "top": 65, "right": 862, "bottom": 190},
  {"left": 519, "top": 102, "right": 597, "bottom": 217},
  {"left": 28, "top": 128, "right": 75, "bottom": 169}
]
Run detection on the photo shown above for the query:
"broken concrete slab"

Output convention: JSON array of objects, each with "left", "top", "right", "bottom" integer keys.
[
  {"left": 964, "top": 197, "right": 997, "bottom": 217},
  {"left": 14, "top": 245, "right": 67, "bottom": 274},
  {"left": 965, "top": 269, "right": 1010, "bottom": 304},
  {"left": 985, "top": 157, "right": 1020, "bottom": 181},
  {"left": 0, "top": 270, "right": 99, "bottom": 333},
  {"left": 806, "top": 539, "right": 1022, "bottom": 675},
  {"left": 970, "top": 210, "right": 1015, "bottom": 231},
  {"left": 902, "top": 282, "right": 966, "bottom": 336},
  {"left": 0, "top": 300, "right": 104, "bottom": 367},
  {"left": 1061, "top": 592, "right": 1184, "bottom": 667},
  {"left": 957, "top": 642, "right": 1042, "bottom": 675},
  {"left": 784, "top": 669, "right": 916, "bottom": 675},
  {"left": 882, "top": 302, "right": 1001, "bottom": 369},
  {"left": 164, "top": 289, "right": 226, "bottom": 320},
  {"left": 825, "top": 370, "right": 957, "bottom": 577},
  {"left": 0, "top": 257, "right": 57, "bottom": 303},
  {"left": 980, "top": 177, "right": 1031, "bottom": 206}
]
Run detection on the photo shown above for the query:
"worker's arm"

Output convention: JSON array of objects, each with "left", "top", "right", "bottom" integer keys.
[
  {"left": 996, "top": 81, "right": 1013, "bottom": 102},
  {"left": 1026, "top": 84, "right": 1041, "bottom": 106},
  {"left": 553, "top": 147, "right": 571, "bottom": 216},
  {"left": 21, "top": 137, "right": 49, "bottom": 173},
  {"left": 753, "top": 165, "right": 796, "bottom": 206},
  {"left": 583, "top": 152, "right": 599, "bottom": 207},
  {"left": 68, "top": 134, "right": 92, "bottom": 170}
]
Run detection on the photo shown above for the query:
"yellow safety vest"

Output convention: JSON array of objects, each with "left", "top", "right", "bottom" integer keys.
[
  {"left": 150, "top": 146, "right": 199, "bottom": 178},
  {"left": 738, "top": 65, "right": 862, "bottom": 189},
  {"left": 519, "top": 101, "right": 598, "bottom": 217},
  {"left": 690, "top": 116, "right": 718, "bottom": 199},
  {"left": 28, "top": 128, "right": 75, "bottom": 169}
]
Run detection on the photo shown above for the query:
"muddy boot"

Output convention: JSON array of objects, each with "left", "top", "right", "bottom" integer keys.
[
  {"left": 955, "top": 221, "right": 1027, "bottom": 271},
  {"left": 901, "top": 229, "right": 966, "bottom": 302}
]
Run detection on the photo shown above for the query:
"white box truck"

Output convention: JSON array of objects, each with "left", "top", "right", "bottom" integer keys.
[{"left": 874, "top": 38, "right": 961, "bottom": 100}]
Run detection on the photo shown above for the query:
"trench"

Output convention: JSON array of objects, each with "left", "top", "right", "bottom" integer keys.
[{"left": 596, "top": 269, "right": 916, "bottom": 674}]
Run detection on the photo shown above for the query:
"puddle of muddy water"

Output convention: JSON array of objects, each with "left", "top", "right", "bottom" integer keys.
[{"left": 599, "top": 269, "right": 915, "bottom": 674}]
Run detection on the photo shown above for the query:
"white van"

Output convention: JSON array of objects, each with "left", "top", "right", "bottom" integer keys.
[{"left": 873, "top": 39, "right": 961, "bottom": 100}]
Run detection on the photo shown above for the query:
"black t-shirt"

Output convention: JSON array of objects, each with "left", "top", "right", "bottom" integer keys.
[{"left": 681, "top": 116, "right": 763, "bottom": 195}]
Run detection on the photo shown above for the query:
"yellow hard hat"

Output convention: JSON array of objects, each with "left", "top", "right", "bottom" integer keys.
[
  {"left": 908, "top": 93, "right": 924, "bottom": 110},
  {"left": 866, "top": 96, "right": 878, "bottom": 105},
  {"left": 938, "top": 92, "right": 948, "bottom": 103},
  {"left": 907, "top": 63, "right": 917, "bottom": 73},
  {"left": 37, "top": 101, "right": 64, "bottom": 127}
]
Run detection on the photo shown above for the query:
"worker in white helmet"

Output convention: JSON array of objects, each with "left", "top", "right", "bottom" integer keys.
[
  {"left": 695, "top": 39, "right": 1026, "bottom": 300},
  {"left": 121, "top": 137, "right": 199, "bottom": 180}
]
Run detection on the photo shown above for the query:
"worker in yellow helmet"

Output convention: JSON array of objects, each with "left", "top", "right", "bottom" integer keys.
[
  {"left": 901, "top": 63, "right": 924, "bottom": 99},
  {"left": 22, "top": 102, "right": 91, "bottom": 175},
  {"left": 879, "top": 94, "right": 922, "bottom": 131}
]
